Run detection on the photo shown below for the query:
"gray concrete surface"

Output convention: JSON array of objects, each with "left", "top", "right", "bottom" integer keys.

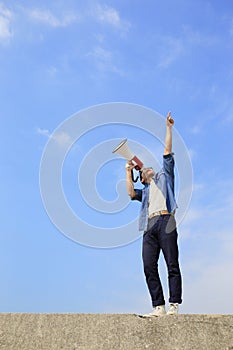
[{"left": 0, "top": 313, "right": 233, "bottom": 350}]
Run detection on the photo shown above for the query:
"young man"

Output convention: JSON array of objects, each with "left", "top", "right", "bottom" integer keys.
[{"left": 125, "top": 112, "right": 182, "bottom": 317}]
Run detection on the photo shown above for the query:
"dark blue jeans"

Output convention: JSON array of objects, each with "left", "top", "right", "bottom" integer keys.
[{"left": 142, "top": 214, "right": 182, "bottom": 307}]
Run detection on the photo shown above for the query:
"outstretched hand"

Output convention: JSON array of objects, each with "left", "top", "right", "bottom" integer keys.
[{"left": 166, "top": 111, "right": 174, "bottom": 127}]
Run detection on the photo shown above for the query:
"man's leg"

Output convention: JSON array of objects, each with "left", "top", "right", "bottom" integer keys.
[
  {"left": 142, "top": 218, "right": 165, "bottom": 307},
  {"left": 159, "top": 215, "right": 182, "bottom": 304}
]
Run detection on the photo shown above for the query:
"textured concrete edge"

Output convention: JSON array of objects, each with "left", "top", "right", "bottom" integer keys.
[
  {"left": 0, "top": 313, "right": 233, "bottom": 350},
  {"left": 0, "top": 313, "right": 232, "bottom": 315},
  {"left": 0, "top": 313, "right": 233, "bottom": 319}
]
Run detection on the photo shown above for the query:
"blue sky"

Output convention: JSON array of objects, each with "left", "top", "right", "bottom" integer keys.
[{"left": 1, "top": 0, "right": 233, "bottom": 314}]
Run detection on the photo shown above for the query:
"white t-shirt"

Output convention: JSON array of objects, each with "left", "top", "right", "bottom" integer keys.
[{"left": 148, "top": 180, "right": 167, "bottom": 216}]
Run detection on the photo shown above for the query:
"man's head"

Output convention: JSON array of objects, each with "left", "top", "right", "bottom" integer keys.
[{"left": 140, "top": 167, "right": 155, "bottom": 184}]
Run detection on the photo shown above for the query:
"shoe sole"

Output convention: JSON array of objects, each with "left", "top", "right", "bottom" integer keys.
[{"left": 138, "top": 313, "right": 166, "bottom": 318}]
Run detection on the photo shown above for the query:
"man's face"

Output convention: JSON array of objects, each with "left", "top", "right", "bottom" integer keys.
[{"left": 140, "top": 167, "right": 155, "bottom": 183}]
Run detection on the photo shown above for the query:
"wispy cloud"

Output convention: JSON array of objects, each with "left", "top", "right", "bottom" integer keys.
[
  {"left": 52, "top": 131, "right": 73, "bottom": 147},
  {"left": 37, "top": 128, "right": 50, "bottom": 136},
  {"left": 0, "top": 2, "right": 13, "bottom": 40},
  {"left": 37, "top": 128, "right": 73, "bottom": 148},
  {"left": 46, "top": 66, "right": 58, "bottom": 77},
  {"left": 90, "top": 46, "right": 112, "bottom": 61},
  {"left": 26, "top": 4, "right": 130, "bottom": 32},
  {"left": 182, "top": 25, "right": 219, "bottom": 46},
  {"left": 157, "top": 26, "right": 219, "bottom": 69},
  {"left": 181, "top": 180, "right": 233, "bottom": 235},
  {"left": 87, "top": 46, "right": 125, "bottom": 75},
  {"left": 185, "top": 148, "right": 196, "bottom": 161},
  {"left": 93, "top": 4, "right": 130, "bottom": 32},
  {"left": 157, "top": 36, "right": 185, "bottom": 69},
  {"left": 28, "top": 8, "right": 77, "bottom": 28},
  {"left": 206, "top": 84, "right": 233, "bottom": 124}
]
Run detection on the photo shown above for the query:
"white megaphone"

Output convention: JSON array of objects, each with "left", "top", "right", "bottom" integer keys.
[{"left": 112, "top": 139, "right": 144, "bottom": 170}]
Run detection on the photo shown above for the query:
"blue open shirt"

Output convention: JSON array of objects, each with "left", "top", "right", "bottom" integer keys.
[{"left": 132, "top": 153, "right": 178, "bottom": 231}]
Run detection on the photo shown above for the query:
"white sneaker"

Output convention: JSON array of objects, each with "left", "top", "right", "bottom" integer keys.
[
  {"left": 142, "top": 305, "right": 166, "bottom": 318},
  {"left": 167, "top": 303, "right": 179, "bottom": 315}
]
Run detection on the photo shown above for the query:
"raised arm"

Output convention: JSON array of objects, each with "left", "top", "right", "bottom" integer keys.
[
  {"left": 125, "top": 161, "right": 137, "bottom": 199},
  {"left": 164, "top": 111, "right": 174, "bottom": 155}
]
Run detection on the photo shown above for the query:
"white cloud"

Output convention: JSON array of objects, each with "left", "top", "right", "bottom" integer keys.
[
  {"left": 26, "top": 4, "right": 130, "bottom": 33},
  {"left": 96, "top": 4, "right": 120, "bottom": 26},
  {"left": 157, "top": 36, "right": 185, "bottom": 69},
  {"left": 0, "top": 2, "right": 13, "bottom": 40},
  {"left": 52, "top": 131, "right": 72, "bottom": 147},
  {"left": 37, "top": 128, "right": 72, "bottom": 148},
  {"left": 47, "top": 66, "right": 58, "bottom": 77},
  {"left": 91, "top": 46, "right": 112, "bottom": 61},
  {"left": 28, "top": 8, "right": 77, "bottom": 28},
  {"left": 87, "top": 46, "right": 124, "bottom": 75},
  {"left": 94, "top": 4, "right": 130, "bottom": 32},
  {"left": 37, "top": 128, "right": 50, "bottom": 136},
  {"left": 156, "top": 25, "right": 220, "bottom": 69},
  {"left": 200, "top": 83, "right": 233, "bottom": 124},
  {"left": 187, "top": 148, "right": 197, "bottom": 160},
  {"left": 182, "top": 25, "right": 219, "bottom": 46}
]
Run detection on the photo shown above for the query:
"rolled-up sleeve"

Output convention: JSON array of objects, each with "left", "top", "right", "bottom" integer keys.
[{"left": 163, "top": 153, "right": 175, "bottom": 178}]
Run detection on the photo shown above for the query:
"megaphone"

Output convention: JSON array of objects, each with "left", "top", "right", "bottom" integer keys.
[{"left": 112, "top": 139, "right": 144, "bottom": 170}]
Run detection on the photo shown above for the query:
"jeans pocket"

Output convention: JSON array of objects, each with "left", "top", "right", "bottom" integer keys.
[
  {"left": 147, "top": 216, "right": 159, "bottom": 231},
  {"left": 165, "top": 216, "right": 177, "bottom": 234}
]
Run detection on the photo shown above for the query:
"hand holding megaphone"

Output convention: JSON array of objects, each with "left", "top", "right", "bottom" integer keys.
[{"left": 125, "top": 160, "right": 135, "bottom": 171}]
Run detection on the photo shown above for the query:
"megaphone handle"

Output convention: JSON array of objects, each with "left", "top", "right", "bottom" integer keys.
[{"left": 131, "top": 169, "right": 139, "bottom": 183}]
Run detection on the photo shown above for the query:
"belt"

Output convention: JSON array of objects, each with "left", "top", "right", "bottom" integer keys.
[{"left": 148, "top": 210, "right": 173, "bottom": 219}]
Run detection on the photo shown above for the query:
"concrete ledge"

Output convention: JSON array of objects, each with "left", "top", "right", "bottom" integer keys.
[{"left": 0, "top": 314, "right": 233, "bottom": 350}]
